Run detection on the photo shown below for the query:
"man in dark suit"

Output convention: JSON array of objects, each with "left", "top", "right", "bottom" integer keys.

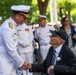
[{"left": 25, "top": 29, "right": 76, "bottom": 75}]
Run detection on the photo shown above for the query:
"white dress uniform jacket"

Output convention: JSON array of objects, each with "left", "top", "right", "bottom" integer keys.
[
  {"left": 35, "top": 25, "right": 55, "bottom": 60},
  {"left": 0, "top": 17, "right": 24, "bottom": 75},
  {"left": 17, "top": 23, "right": 34, "bottom": 75},
  {"left": 17, "top": 23, "right": 34, "bottom": 53}
]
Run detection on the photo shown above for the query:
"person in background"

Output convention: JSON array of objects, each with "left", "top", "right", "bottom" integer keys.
[
  {"left": 74, "top": 26, "right": 76, "bottom": 33},
  {"left": 17, "top": 21, "right": 34, "bottom": 75},
  {"left": 60, "top": 16, "right": 76, "bottom": 56},
  {"left": 0, "top": 16, "right": 3, "bottom": 26},
  {"left": 25, "top": 29, "right": 76, "bottom": 75},
  {"left": 34, "top": 15, "right": 55, "bottom": 62},
  {"left": 33, "top": 40, "right": 38, "bottom": 61},
  {"left": 0, "top": 5, "right": 30, "bottom": 75}
]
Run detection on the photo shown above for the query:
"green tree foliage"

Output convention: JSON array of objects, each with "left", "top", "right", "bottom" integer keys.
[
  {"left": 57, "top": 0, "right": 76, "bottom": 21},
  {"left": 1, "top": 0, "right": 76, "bottom": 24},
  {"left": 0, "top": 0, "right": 50, "bottom": 24},
  {"left": 0, "top": 0, "right": 32, "bottom": 21}
]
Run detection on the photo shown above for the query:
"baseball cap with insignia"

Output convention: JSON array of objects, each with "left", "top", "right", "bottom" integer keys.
[{"left": 11, "top": 5, "right": 30, "bottom": 18}]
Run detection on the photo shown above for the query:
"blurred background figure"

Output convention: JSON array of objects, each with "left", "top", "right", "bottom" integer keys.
[
  {"left": 74, "top": 26, "right": 76, "bottom": 33},
  {"left": 17, "top": 22, "right": 34, "bottom": 75},
  {"left": 34, "top": 15, "right": 55, "bottom": 63},
  {"left": 60, "top": 16, "right": 76, "bottom": 56},
  {"left": 0, "top": 16, "right": 3, "bottom": 26},
  {"left": 33, "top": 40, "right": 38, "bottom": 61}
]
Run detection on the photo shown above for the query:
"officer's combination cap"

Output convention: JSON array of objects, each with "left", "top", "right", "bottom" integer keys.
[
  {"left": 11, "top": 5, "right": 30, "bottom": 18},
  {"left": 38, "top": 15, "right": 47, "bottom": 20}
]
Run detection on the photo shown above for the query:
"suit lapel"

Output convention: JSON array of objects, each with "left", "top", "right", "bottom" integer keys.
[
  {"left": 47, "top": 46, "right": 54, "bottom": 66},
  {"left": 56, "top": 44, "right": 65, "bottom": 64}
]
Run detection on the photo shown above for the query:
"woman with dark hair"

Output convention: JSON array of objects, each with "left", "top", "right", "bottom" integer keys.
[{"left": 60, "top": 16, "right": 76, "bottom": 56}]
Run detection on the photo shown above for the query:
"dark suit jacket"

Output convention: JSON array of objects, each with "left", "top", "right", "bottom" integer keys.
[{"left": 30, "top": 44, "right": 76, "bottom": 75}]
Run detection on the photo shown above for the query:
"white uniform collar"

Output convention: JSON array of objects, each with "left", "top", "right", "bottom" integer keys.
[
  {"left": 22, "top": 23, "right": 27, "bottom": 26},
  {"left": 40, "top": 24, "right": 47, "bottom": 28},
  {"left": 9, "top": 17, "right": 17, "bottom": 27}
]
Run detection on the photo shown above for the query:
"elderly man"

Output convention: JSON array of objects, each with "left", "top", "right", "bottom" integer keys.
[
  {"left": 0, "top": 5, "right": 30, "bottom": 75},
  {"left": 26, "top": 29, "right": 76, "bottom": 75}
]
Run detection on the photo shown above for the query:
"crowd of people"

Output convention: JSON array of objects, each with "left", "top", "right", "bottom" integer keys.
[{"left": 0, "top": 4, "right": 76, "bottom": 75}]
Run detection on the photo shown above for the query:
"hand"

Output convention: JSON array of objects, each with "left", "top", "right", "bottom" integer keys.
[
  {"left": 21, "top": 62, "right": 28, "bottom": 70},
  {"left": 21, "top": 62, "right": 32, "bottom": 70},
  {"left": 47, "top": 65, "right": 54, "bottom": 75},
  {"left": 27, "top": 63, "right": 32, "bottom": 69}
]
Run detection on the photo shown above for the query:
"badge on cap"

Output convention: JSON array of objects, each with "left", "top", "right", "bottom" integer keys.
[
  {"left": 54, "top": 25, "right": 60, "bottom": 31},
  {"left": 9, "top": 22, "right": 13, "bottom": 29},
  {"left": 25, "top": 29, "right": 29, "bottom": 33}
]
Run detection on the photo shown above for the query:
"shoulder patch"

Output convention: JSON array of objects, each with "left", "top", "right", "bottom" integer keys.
[
  {"left": 25, "top": 29, "right": 29, "bottom": 33},
  {"left": 9, "top": 22, "right": 13, "bottom": 29}
]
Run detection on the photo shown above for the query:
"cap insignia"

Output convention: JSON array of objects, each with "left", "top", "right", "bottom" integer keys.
[{"left": 54, "top": 25, "right": 60, "bottom": 31}]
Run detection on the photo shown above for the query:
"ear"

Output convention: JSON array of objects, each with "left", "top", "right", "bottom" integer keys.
[
  {"left": 57, "top": 38, "right": 61, "bottom": 43},
  {"left": 15, "top": 14, "right": 19, "bottom": 19}
]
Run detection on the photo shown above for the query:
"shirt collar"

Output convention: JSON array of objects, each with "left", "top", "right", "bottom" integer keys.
[
  {"left": 9, "top": 17, "right": 17, "bottom": 28},
  {"left": 40, "top": 24, "right": 47, "bottom": 28},
  {"left": 54, "top": 44, "right": 63, "bottom": 54}
]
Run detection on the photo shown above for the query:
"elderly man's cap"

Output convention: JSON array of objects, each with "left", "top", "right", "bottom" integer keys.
[
  {"left": 11, "top": 5, "right": 30, "bottom": 18},
  {"left": 38, "top": 15, "right": 47, "bottom": 21},
  {"left": 50, "top": 29, "right": 67, "bottom": 40}
]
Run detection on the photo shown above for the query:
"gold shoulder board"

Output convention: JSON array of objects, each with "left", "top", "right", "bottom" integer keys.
[{"left": 9, "top": 22, "right": 13, "bottom": 29}]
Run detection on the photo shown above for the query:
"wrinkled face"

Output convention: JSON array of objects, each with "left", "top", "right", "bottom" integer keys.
[
  {"left": 15, "top": 14, "right": 26, "bottom": 25},
  {"left": 50, "top": 36, "right": 60, "bottom": 45},
  {"left": 38, "top": 19, "right": 46, "bottom": 27}
]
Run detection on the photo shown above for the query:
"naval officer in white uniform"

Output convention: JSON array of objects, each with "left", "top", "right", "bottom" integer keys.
[
  {"left": 17, "top": 23, "right": 34, "bottom": 75},
  {"left": 35, "top": 15, "right": 55, "bottom": 61},
  {"left": 0, "top": 5, "right": 30, "bottom": 75}
]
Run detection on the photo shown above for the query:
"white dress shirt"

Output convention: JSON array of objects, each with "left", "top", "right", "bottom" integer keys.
[{"left": 54, "top": 44, "right": 63, "bottom": 65}]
